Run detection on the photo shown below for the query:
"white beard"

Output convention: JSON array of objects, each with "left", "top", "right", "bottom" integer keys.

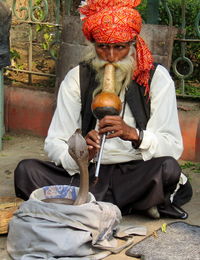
[{"left": 83, "top": 44, "right": 137, "bottom": 97}]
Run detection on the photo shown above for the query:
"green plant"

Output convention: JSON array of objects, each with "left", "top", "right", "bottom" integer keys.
[
  {"left": 10, "top": 49, "right": 25, "bottom": 71},
  {"left": 36, "top": 24, "right": 55, "bottom": 51},
  {"left": 33, "top": 0, "right": 56, "bottom": 52},
  {"left": 176, "top": 83, "right": 200, "bottom": 96},
  {"left": 159, "top": 0, "right": 200, "bottom": 85},
  {"left": 181, "top": 161, "right": 196, "bottom": 169},
  {"left": 138, "top": 1, "right": 200, "bottom": 88},
  {"left": 2, "top": 135, "right": 12, "bottom": 141},
  {"left": 180, "top": 161, "right": 200, "bottom": 174},
  {"left": 10, "top": 49, "right": 20, "bottom": 62},
  {"left": 137, "top": 0, "right": 148, "bottom": 20}
]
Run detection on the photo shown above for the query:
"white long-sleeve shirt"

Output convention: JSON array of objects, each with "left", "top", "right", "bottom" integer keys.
[{"left": 44, "top": 64, "right": 183, "bottom": 175}]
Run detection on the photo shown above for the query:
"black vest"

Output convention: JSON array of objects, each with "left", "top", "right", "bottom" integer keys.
[{"left": 79, "top": 62, "right": 158, "bottom": 137}]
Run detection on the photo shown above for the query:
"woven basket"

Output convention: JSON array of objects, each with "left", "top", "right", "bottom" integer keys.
[{"left": 0, "top": 197, "right": 24, "bottom": 234}]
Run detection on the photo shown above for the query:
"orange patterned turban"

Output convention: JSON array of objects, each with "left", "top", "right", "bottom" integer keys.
[{"left": 79, "top": 0, "right": 154, "bottom": 94}]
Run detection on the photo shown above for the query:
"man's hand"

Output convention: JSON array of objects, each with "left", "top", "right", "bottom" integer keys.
[
  {"left": 85, "top": 130, "right": 100, "bottom": 161},
  {"left": 98, "top": 115, "right": 139, "bottom": 141}
]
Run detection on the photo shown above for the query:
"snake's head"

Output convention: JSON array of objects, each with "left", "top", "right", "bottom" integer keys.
[{"left": 68, "top": 129, "right": 89, "bottom": 163}]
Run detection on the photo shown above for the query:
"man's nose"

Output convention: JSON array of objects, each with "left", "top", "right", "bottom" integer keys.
[{"left": 106, "top": 48, "right": 116, "bottom": 63}]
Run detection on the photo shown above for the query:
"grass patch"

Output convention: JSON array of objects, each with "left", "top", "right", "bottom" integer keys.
[
  {"left": 180, "top": 161, "right": 200, "bottom": 174},
  {"left": 2, "top": 135, "right": 13, "bottom": 141},
  {"left": 176, "top": 83, "right": 200, "bottom": 96}
]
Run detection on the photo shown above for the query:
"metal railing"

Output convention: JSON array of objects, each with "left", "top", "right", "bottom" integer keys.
[
  {"left": 161, "top": 0, "right": 200, "bottom": 96},
  {"left": 0, "top": 0, "right": 72, "bottom": 150},
  {"left": 0, "top": 0, "right": 72, "bottom": 85},
  {"left": 1, "top": 0, "right": 199, "bottom": 95}
]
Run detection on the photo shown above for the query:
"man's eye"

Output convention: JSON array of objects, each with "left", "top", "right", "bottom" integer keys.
[
  {"left": 114, "top": 45, "right": 126, "bottom": 50},
  {"left": 97, "top": 44, "right": 108, "bottom": 49}
]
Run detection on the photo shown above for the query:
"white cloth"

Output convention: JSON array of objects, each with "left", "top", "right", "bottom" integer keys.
[
  {"left": 7, "top": 197, "right": 144, "bottom": 260},
  {"left": 44, "top": 64, "right": 183, "bottom": 175}
]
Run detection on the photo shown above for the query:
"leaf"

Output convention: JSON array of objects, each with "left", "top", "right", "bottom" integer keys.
[
  {"left": 41, "top": 43, "right": 47, "bottom": 50},
  {"left": 161, "top": 223, "right": 167, "bottom": 233},
  {"left": 10, "top": 49, "right": 20, "bottom": 60},
  {"left": 36, "top": 24, "right": 42, "bottom": 32},
  {"left": 44, "top": 33, "right": 50, "bottom": 41}
]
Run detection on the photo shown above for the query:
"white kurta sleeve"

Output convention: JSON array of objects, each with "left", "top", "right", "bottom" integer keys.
[
  {"left": 44, "top": 66, "right": 82, "bottom": 175},
  {"left": 139, "top": 65, "right": 183, "bottom": 160}
]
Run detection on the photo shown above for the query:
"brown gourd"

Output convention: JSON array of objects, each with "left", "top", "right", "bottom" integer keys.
[{"left": 91, "top": 63, "right": 122, "bottom": 119}]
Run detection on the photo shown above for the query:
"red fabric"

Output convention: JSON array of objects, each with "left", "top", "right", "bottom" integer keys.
[
  {"left": 79, "top": 0, "right": 154, "bottom": 93},
  {"left": 81, "top": 6, "right": 141, "bottom": 43}
]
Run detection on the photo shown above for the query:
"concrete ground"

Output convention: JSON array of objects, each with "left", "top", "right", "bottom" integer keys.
[{"left": 0, "top": 134, "right": 200, "bottom": 260}]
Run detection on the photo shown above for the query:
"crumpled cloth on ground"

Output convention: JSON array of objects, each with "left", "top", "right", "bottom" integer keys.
[{"left": 7, "top": 198, "right": 146, "bottom": 260}]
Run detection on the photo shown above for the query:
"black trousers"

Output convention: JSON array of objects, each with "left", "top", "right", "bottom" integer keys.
[{"left": 14, "top": 156, "right": 192, "bottom": 213}]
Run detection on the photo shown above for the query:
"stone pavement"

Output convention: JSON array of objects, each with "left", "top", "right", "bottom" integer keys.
[{"left": 0, "top": 134, "right": 200, "bottom": 260}]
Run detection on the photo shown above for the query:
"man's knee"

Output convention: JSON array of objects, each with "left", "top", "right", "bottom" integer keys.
[
  {"left": 15, "top": 159, "right": 39, "bottom": 177},
  {"left": 162, "top": 156, "right": 181, "bottom": 184}
]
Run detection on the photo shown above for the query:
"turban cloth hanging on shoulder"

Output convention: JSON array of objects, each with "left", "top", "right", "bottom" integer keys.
[{"left": 79, "top": 0, "right": 154, "bottom": 94}]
